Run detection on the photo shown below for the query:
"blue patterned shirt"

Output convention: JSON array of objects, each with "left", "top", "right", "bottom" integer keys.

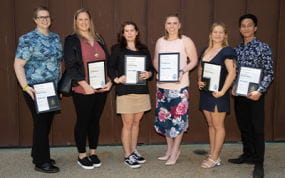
[
  {"left": 15, "top": 29, "right": 63, "bottom": 86},
  {"left": 235, "top": 37, "right": 274, "bottom": 93}
]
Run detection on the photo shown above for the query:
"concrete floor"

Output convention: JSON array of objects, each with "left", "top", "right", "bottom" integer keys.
[{"left": 0, "top": 143, "right": 284, "bottom": 178}]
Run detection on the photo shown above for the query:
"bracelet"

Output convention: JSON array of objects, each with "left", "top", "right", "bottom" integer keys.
[
  {"left": 22, "top": 85, "right": 29, "bottom": 91},
  {"left": 179, "top": 69, "right": 185, "bottom": 75}
]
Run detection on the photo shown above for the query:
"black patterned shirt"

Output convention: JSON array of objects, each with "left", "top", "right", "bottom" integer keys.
[{"left": 235, "top": 37, "right": 274, "bottom": 93}]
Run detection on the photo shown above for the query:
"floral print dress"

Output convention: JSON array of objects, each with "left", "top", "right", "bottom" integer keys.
[{"left": 154, "top": 87, "right": 189, "bottom": 138}]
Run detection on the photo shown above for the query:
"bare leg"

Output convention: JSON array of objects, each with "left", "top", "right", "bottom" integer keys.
[
  {"left": 165, "top": 133, "right": 184, "bottom": 165},
  {"left": 89, "top": 149, "right": 96, "bottom": 155},
  {"left": 203, "top": 110, "right": 215, "bottom": 156},
  {"left": 131, "top": 112, "right": 144, "bottom": 152},
  {"left": 158, "top": 136, "right": 174, "bottom": 160},
  {"left": 121, "top": 114, "right": 135, "bottom": 157},
  {"left": 211, "top": 110, "right": 226, "bottom": 161}
]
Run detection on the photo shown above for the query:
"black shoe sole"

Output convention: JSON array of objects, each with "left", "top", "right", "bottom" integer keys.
[{"left": 34, "top": 167, "right": 59, "bottom": 173}]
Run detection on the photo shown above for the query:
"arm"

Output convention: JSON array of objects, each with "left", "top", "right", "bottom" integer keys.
[
  {"left": 64, "top": 36, "right": 94, "bottom": 94},
  {"left": 182, "top": 37, "right": 198, "bottom": 73},
  {"left": 197, "top": 62, "right": 205, "bottom": 90},
  {"left": 14, "top": 58, "right": 36, "bottom": 99},
  {"left": 212, "top": 59, "right": 236, "bottom": 98},
  {"left": 247, "top": 44, "right": 273, "bottom": 100}
]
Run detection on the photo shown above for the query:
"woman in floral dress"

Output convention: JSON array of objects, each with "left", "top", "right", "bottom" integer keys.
[{"left": 153, "top": 14, "right": 198, "bottom": 165}]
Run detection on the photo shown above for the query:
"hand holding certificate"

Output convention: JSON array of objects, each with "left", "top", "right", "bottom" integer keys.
[
  {"left": 33, "top": 82, "right": 60, "bottom": 114},
  {"left": 235, "top": 66, "right": 261, "bottom": 96},
  {"left": 125, "top": 55, "right": 146, "bottom": 85},
  {"left": 158, "top": 53, "right": 180, "bottom": 82},
  {"left": 87, "top": 60, "right": 106, "bottom": 89},
  {"left": 202, "top": 62, "right": 222, "bottom": 92}
]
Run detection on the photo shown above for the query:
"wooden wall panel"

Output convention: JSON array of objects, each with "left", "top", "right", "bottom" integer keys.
[
  {"left": 213, "top": 0, "right": 246, "bottom": 141},
  {"left": 0, "top": 0, "right": 18, "bottom": 146},
  {"left": 147, "top": 0, "right": 181, "bottom": 143},
  {"left": 181, "top": 0, "right": 213, "bottom": 143},
  {"left": 14, "top": 0, "right": 48, "bottom": 146},
  {"left": 1, "top": 0, "right": 284, "bottom": 147},
  {"left": 274, "top": 0, "right": 285, "bottom": 140},
  {"left": 48, "top": 0, "right": 82, "bottom": 145},
  {"left": 83, "top": 0, "right": 119, "bottom": 144},
  {"left": 247, "top": 0, "right": 280, "bottom": 140}
]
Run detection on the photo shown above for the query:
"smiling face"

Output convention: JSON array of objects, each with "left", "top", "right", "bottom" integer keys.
[
  {"left": 210, "top": 25, "right": 227, "bottom": 44},
  {"left": 34, "top": 10, "right": 51, "bottom": 30},
  {"left": 165, "top": 16, "right": 181, "bottom": 37},
  {"left": 240, "top": 18, "right": 257, "bottom": 39},
  {"left": 76, "top": 12, "right": 91, "bottom": 33},
  {"left": 123, "top": 24, "right": 138, "bottom": 42}
]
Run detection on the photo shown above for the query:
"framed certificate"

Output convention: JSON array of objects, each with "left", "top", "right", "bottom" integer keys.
[
  {"left": 158, "top": 52, "right": 180, "bottom": 82},
  {"left": 33, "top": 81, "right": 60, "bottom": 114},
  {"left": 235, "top": 66, "right": 262, "bottom": 96},
  {"left": 87, "top": 60, "right": 106, "bottom": 89},
  {"left": 124, "top": 55, "right": 146, "bottom": 85},
  {"left": 202, "top": 62, "right": 222, "bottom": 92}
]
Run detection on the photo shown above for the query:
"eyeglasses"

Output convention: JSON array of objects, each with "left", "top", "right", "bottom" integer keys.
[{"left": 36, "top": 16, "right": 51, "bottom": 20}]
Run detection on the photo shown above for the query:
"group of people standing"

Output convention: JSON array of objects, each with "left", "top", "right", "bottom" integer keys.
[{"left": 14, "top": 6, "right": 273, "bottom": 178}]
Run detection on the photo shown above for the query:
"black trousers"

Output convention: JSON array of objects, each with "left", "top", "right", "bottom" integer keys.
[
  {"left": 72, "top": 92, "right": 107, "bottom": 153},
  {"left": 234, "top": 95, "right": 265, "bottom": 164},
  {"left": 23, "top": 92, "right": 55, "bottom": 165}
]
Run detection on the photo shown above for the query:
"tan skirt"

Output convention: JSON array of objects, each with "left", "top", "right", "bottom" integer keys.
[{"left": 116, "top": 94, "right": 151, "bottom": 114}]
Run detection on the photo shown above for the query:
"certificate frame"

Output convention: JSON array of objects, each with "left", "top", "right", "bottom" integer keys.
[
  {"left": 201, "top": 62, "right": 222, "bottom": 92},
  {"left": 124, "top": 55, "right": 146, "bottom": 85},
  {"left": 235, "top": 66, "right": 262, "bottom": 96},
  {"left": 158, "top": 52, "right": 180, "bottom": 82},
  {"left": 87, "top": 60, "right": 106, "bottom": 89},
  {"left": 33, "top": 81, "right": 61, "bottom": 114}
]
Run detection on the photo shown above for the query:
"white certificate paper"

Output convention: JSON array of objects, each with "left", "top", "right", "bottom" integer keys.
[
  {"left": 88, "top": 61, "right": 106, "bottom": 89},
  {"left": 158, "top": 53, "right": 180, "bottom": 82},
  {"left": 33, "top": 82, "right": 60, "bottom": 113},
  {"left": 235, "top": 66, "right": 262, "bottom": 96},
  {"left": 125, "top": 55, "right": 146, "bottom": 85},
  {"left": 202, "top": 63, "right": 221, "bottom": 92}
]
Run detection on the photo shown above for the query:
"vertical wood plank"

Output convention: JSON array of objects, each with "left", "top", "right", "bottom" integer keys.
[
  {"left": 273, "top": 0, "right": 285, "bottom": 140},
  {"left": 213, "top": 0, "right": 247, "bottom": 141},
  {"left": 247, "top": 0, "right": 280, "bottom": 140},
  {"left": 14, "top": 0, "right": 48, "bottom": 146},
  {"left": 0, "top": 0, "right": 18, "bottom": 146}
]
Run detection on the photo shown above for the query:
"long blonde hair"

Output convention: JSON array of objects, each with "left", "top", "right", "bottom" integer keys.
[
  {"left": 73, "top": 8, "right": 96, "bottom": 40},
  {"left": 208, "top": 22, "right": 229, "bottom": 48}
]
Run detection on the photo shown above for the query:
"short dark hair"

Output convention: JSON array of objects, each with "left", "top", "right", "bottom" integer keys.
[
  {"left": 239, "top": 14, "right": 258, "bottom": 27},
  {"left": 33, "top": 6, "right": 49, "bottom": 19}
]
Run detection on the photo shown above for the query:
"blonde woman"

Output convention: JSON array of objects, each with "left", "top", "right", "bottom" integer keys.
[
  {"left": 64, "top": 8, "right": 112, "bottom": 169},
  {"left": 197, "top": 23, "right": 236, "bottom": 168}
]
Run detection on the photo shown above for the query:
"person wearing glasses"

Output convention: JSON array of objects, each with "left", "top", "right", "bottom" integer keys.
[
  {"left": 14, "top": 6, "right": 62, "bottom": 173},
  {"left": 64, "top": 8, "right": 112, "bottom": 169}
]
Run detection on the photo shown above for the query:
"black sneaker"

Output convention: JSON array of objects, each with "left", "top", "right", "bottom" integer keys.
[
  {"left": 124, "top": 154, "right": 141, "bottom": 168},
  {"left": 89, "top": 155, "right": 102, "bottom": 167},
  {"left": 77, "top": 157, "right": 95, "bottom": 169},
  {"left": 132, "top": 151, "right": 146, "bottom": 164}
]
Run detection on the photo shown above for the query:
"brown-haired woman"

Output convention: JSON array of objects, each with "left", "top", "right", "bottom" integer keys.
[
  {"left": 64, "top": 8, "right": 112, "bottom": 169},
  {"left": 198, "top": 22, "right": 236, "bottom": 168},
  {"left": 108, "top": 21, "right": 153, "bottom": 168},
  {"left": 14, "top": 6, "right": 62, "bottom": 173}
]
